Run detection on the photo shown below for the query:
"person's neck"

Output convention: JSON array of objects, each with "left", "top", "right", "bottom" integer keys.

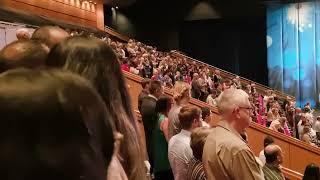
[
  {"left": 225, "top": 116, "right": 245, "bottom": 135},
  {"left": 177, "top": 99, "right": 188, "bottom": 106},
  {"left": 267, "top": 162, "right": 280, "bottom": 169}
]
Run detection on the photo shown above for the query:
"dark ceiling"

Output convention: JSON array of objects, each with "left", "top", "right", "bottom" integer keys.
[{"left": 104, "top": 0, "right": 313, "bottom": 22}]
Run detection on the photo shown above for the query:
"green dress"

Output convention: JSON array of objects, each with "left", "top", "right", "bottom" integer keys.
[{"left": 152, "top": 113, "right": 171, "bottom": 173}]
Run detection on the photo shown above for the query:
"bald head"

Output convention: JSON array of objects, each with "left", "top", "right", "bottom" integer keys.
[
  {"left": 0, "top": 40, "right": 48, "bottom": 72},
  {"left": 31, "top": 26, "right": 69, "bottom": 49},
  {"left": 16, "top": 28, "right": 31, "bottom": 41},
  {"left": 264, "top": 144, "right": 283, "bottom": 165}
]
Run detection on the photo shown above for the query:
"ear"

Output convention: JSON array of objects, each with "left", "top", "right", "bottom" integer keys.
[{"left": 234, "top": 107, "right": 241, "bottom": 119}]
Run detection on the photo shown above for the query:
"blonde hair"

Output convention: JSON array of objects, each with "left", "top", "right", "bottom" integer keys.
[{"left": 173, "top": 81, "right": 190, "bottom": 102}]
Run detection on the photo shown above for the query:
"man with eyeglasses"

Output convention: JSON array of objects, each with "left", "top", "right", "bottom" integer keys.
[{"left": 203, "top": 88, "right": 264, "bottom": 180}]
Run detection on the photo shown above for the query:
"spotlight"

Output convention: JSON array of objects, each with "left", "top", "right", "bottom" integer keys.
[{"left": 116, "top": 6, "right": 119, "bottom": 9}]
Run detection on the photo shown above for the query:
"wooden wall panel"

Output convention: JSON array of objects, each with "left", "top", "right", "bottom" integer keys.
[
  {"left": 123, "top": 71, "right": 307, "bottom": 179},
  {"left": 0, "top": 0, "right": 104, "bottom": 29}
]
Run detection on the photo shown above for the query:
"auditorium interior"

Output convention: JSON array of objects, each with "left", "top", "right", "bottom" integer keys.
[{"left": 0, "top": 0, "right": 320, "bottom": 180}]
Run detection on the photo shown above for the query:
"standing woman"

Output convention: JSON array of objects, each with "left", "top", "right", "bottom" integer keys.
[
  {"left": 47, "top": 36, "right": 147, "bottom": 180},
  {"left": 152, "top": 96, "right": 174, "bottom": 180}
]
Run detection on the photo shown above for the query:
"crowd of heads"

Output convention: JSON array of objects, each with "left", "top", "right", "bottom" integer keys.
[
  {"left": 0, "top": 24, "right": 319, "bottom": 179},
  {"left": 0, "top": 26, "right": 147, "bottom": 180}
]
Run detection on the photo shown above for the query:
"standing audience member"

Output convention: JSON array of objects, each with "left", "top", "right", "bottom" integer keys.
[
  {"left": 16, "top": 28, "right": 31, "bottom": 40},
  {"left": 263, "top": 144, "right": 285, "bottom": 180},
  {"left": 138, "top": 78, "right": 151, "bottom": 112},
  {"left": 168, "top": 81, "right": 191, "bottom": 139},
  {"left": 259, "top": 136, "right": 274, "bottom": 165},
  {"left": 0, "top": 40, "right": 47, "bottom": 72},
  {"left": 203, "top": 88, "right": 263, "bottom": 180},
  {"left": 46, "top": 36, "right": 147, "bottom": 180},
  {"left": 303, "top": 163, "right": 320, "bottom": 180},
  {"left": 140, "top": 80, "right": 163, "bottom": 168},
  {"left": 168, "top": 106, "right": 202, "bottom": 180},
  {"left": 31, "top": 25, "right": 69, "bottom": 49},
  {"left": 153, "top": 96, "right": 174, "bottom": 180},
  {"left": 0, "top": 69, "right": 114, "bottom": 180},
  {"left": 187, "top": 127, "right": 212, "bottom": 180}
]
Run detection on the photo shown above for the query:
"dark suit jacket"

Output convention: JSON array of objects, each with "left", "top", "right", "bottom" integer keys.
[{"left": 140, "top": 96, "right": 157, "bottom": 156}]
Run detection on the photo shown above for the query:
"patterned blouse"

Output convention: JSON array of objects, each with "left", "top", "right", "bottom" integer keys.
[{"left": 187, "top": 157, "right": 206, "bottom": 180}]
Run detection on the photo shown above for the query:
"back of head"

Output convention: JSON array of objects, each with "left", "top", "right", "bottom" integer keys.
[
  {"left": 0, "top": 40, "right": 47, "bottom": 73},
  {"left": 149, "top": 80, "right": 162, "bottom": 97},
  {"left": 190, "top": 127, "right": 212, "bottom": 160},
  {"left": 141, "top": 78, "right": 151, "bottom": 89},
  {"left": 16, "top": 28, "right": 31, "bottom": 40},
  {"left": 264, "top": 144, "right": 281, "bottom": 164},
  {"left": 173, "top": 81, "right": 190, "bottom": 102},
  {"left": 31, "top": 26, "right": 69, "bottom": 49},
  {"left": 303, "top": 163, "right": 320, "bottom": 180},
  {"left": 263, "top": 136, "right": 274, "bottom": 148},
  {"left": 201, "top": 107, "right": 211, "bottom": 120},
  {"left": 47, "top": 36, "right": 145, "bottom": 180},
  {"left": 0, "top": 69, "right": 114, "bottom": 180},
  {"left": 155, "top": 95, "right": 172, "bottom": 115},
  {"left": 179, "top": 105, "right": 201, "bottom": 130}
]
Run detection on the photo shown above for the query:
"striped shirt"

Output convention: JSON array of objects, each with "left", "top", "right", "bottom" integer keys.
[
  {"left": 187, "top": 157, "right": 206, "bottom": 180},
  {"left": 262, "top": 164, "right": 285, "bottom": 180}
]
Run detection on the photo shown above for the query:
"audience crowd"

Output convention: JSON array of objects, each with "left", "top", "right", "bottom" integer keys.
[{"left": 0, "top": 25, "right": 319, "bottom": 180}]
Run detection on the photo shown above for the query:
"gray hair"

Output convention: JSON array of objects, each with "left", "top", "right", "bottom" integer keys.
[{"left": 216, "top": 88, "right": 250, "bottom": 114}]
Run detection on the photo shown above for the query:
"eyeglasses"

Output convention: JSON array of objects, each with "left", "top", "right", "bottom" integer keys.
[{"left": 239, "top": 106, "right": 253, "bottom": 112}]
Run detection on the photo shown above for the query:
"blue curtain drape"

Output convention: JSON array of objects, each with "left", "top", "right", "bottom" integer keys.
[{"left": 267, "top": 2, "right": 320, "bottom": 107}]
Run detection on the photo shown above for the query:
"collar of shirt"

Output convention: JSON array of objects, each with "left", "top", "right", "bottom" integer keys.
[
  {"left": 180, "top": 129, "right": 191, "bottom": 137},
  {"left": 217, "top": 120, "right": 247, "bottom": 144},
  {"left": 148, "top": 94, "right": 158, "bottom": 101},
  {"left": 265, "top": 163, "right": 282, "bottom": 173}
]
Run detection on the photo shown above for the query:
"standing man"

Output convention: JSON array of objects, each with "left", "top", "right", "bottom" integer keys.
[
  {"left": 140, "top": 80, "right": 163, "bottom": 169},
  {"left": 168, "top": 106, "right": 202, "bottom": 180},
  {"left": 203, "top": 88, "right": 263, "bottom": 180}
]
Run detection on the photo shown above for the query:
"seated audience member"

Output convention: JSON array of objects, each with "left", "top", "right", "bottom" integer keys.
[
  {"left": 16, "top": 28, "right": 31, "bottom": 40},
  {"left": 303, "top": 163, "right": 320, "bottom": 180},
  {"left": 46, "top": 36, "right": 147, "bottom": 180},
  {"left": 153, "top": 96, "right": 174, "bottom": 180},
  {"left": 138, "top": 78, "right": 151, "bottom": 112},
  {"left": 203, "top": 88, "right": 263, "bottom": 180},
  {"left": 168, "top": 106, "right": 202, "bottom": 180},
  {"left": 269, "top": 117, "right": 289, "bottom": 135},
  {"left": 263, "top": 144, "right": 285, "bottom": 180},
  {"left": 0, "top": 40, "right": 47, "bottom": 72},
  {"left": 206, "top": 89, "right": 218, "bottom": 107},
  {"left": 31, "top": 25, "right": 69, "bottom": 49},
  {"left": 259, "top": 136, "right": 274, "bottom": 165},
  {"left": 187, "top": 127, "right": 212, "bottom": 180},
  {"left": 168, "top": 81, "right": 191, "bottom": 139},
  {"left": 201, "top": 107, "right": 211, "bottom": 127},
  {"left": 0, "top": 69, "right": 114, "bottom": 180},
  {"left": 301, "top": 122, "right": 317, "bottom": 146},
  {"left": 314, "top": 116, "right": 320, "bottom": 135},
  {"left": 140, "top": 80, "right": 163, "bottom": 165}
]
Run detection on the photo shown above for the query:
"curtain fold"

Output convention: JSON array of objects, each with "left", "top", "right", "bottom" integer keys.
[{"left": 267, "top": 2, "right": 320, "bottom": 107}]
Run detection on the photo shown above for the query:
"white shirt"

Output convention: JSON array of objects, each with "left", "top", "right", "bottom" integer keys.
[
  {"left": 168, "top": 129, "right": 193, "bottom": 180},
  {"left": 259, "top": 150, "right": 266, "bottom": 166},
  {"left": 314, "top": 120, "right": 320, "bottom": 132},
  {"left": 206, "top": 94, "right": 217, "bottom": 107}
]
